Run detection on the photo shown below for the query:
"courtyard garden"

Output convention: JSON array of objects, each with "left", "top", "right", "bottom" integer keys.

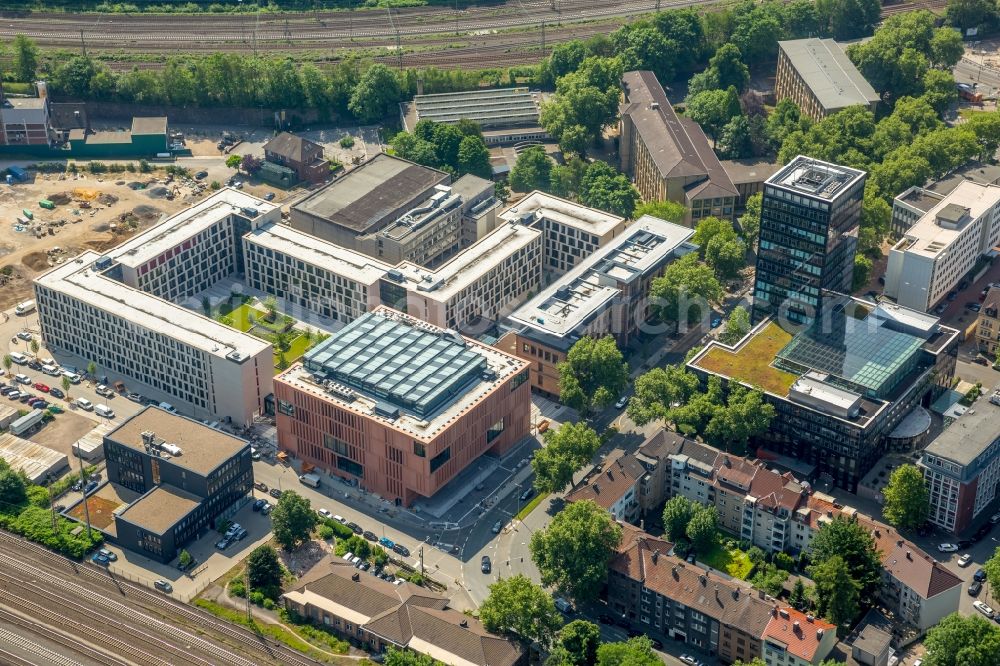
[{"left": 209, "top": 296, "right": 325, "bottom": 371}]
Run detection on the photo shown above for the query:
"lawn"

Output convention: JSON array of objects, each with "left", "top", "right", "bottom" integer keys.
[
  {"left": 215, "top": 303, "right": 314, "bottom": 369},
  {"left": 693, "top": 321, "right": 798, "bottom": 396},
  {"left": 516, "top": 492, "right": 548, "bottom": 521},
  {"left": 700, "top": 540, "right": 754, "bottom": 580},
  {"left": 216, "top": 303, "right": 266, "bottom": 333}
]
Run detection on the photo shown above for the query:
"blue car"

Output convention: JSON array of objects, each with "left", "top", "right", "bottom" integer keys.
[
  {"left": 91, "top": 552, "right": 110, "bottom": 566},
  {"left": 84, "top": 480, "right": 98, "bottom": 495},
  {"left": 379, "top": 536, "right": 395, "bottom": 549}
]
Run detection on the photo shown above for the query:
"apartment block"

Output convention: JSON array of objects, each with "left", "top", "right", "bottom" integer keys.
[
  {"left": 500, "top": 190, "right": 626, "bottom": 273},
  {"left": 0, "top": 84, "right": 51, "bottom": 146},
  {"left": 752, "top": 156, "right": 866, "bottom": 325},
  {"left": 632, "top": 428, "right": 962, "bottom": 631},
  {"left": 978, "top": 286, "right": 1000, "bottom": 357},
  {"left": 283, "top": 557, "right": 524, "bottom": 665},
  {"left": 774, "top": 39, "right": 880, "bottom": 121},
  {"left": 109, "top": 189, "right": 280, "bottom": 302},
  {"left": 919, "top": 386, "right": 1000, "bottom": 534},
  {"left": 499, "top": 216, "right": 694, "bottom": 397},
  {"left": 885, "top": 181, "right": 1000, "bottom": 312},
  {"left": 890, "top": 161, "right": 1000, "bottom": 238},
  {"left": 608, "top": 526, "right": 772, "bottom": 663},
  {"left": 565, "top": 452, "right": 645, "bottom": 523},
  {"left": 35, "top": 250, "right": 272, "bottom": 425},
  {"left": 689, "top": 299, "right": 959, "bottom": 492},
  {"left": 103, "top": 407, "right": 253, "bottom": 563},
  {"left": 619, "top": 71, "right": 739, "bottom": 224},
  {"left": 762, "top": 607, "right": 836, "bottom": 666},
  {"left": 274, "top": 307, "right": 530, "bottom": 507}
]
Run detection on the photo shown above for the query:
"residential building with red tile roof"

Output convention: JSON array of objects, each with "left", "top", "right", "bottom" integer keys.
[
  {"left": 565, "top": 452, "right": 645, "bottom": 522},
  {"left": 762, "top": 607, "right": 837, "bottom": 666},
  {"left": 607, "top": 527, "right": 773, "bottom": 664}
]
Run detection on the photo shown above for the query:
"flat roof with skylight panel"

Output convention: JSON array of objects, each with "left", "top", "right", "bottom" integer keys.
[
  {"left": 303, "top": 309, "right": 489, "bottom": 418},
  {"left": 768, "top": 155, "right": 867, "bottom": 201}
]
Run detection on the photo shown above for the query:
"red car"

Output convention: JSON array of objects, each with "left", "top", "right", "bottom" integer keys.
[{"left": 33, "top": 383, "right": 50, "bottom": 393}]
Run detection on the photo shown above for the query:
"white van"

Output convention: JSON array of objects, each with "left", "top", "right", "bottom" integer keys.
[
  {"left": 75, "top": 397, "right": 93, "bottom": 411},
  {"left": 9, "top": 352, "right": 28, "bottom": 365},
  {"left": 95, "top": 404, "right": 115, "bottom": 418},
  {"left": 158, "top": 402, "right": 177, "bottom": 413},
  {"left": 62, "top": 371, "right": 81, "bottom": 384},
  {"left": 41, "top": 364, "right": 61, "bottom": 377},
  {"left": 14, "top": 300, "right": 35, "bottom": 315}
]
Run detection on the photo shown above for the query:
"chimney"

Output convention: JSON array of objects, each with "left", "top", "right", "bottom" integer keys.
[
  {"left": 771, "top": 606, "right": 778, "bottom": 617},
  {"left": 593, "top": 484, "right": 600, "bottom": 495},
  {"left": 699, "top": 574, "right": 707, "bottom": 586},
  {"left": 352, "top": 572, "right": 360, "bottom": 581},
  {"left": 759, "top": 589, "right": 765, "bottom": 599},
  {"left": 671, "top": 566, "right": 679, "bottom": 579},
  {"left": 652, "top": 549, "right": 660, "bottom": 564},
  {"left": 732, "top": 589, "right": 740, "bottom": 601},
  {"left": 906, "top": 550, "right": 912, "bottom": 561},
  {"left": 793, "top": 620, "right": 801, "bottom": 633},
  {"left": 460, "top": 619, "right": 468, "bottom": 628},
  {"left": 806, "top": 615, "right": 814, "bottom": 623},
  {"left": 36, "top": 81, "right": 48, "bottom": 101},
  {"left": 817, "top": 629, "right": 825, "bottom": 639},
  {"left": 897, "top": 539, "right": 904, "bottom": 547}
]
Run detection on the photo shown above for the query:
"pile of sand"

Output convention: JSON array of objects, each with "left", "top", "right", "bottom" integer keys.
[
  {"left": 97, "top": 193, "right": 119, "bottom": 206},
  {"left": 72, "top": 188, "right": 100, "bottom": 201},
  {"left": 132, "top": 205, "right": 161, "bottom": 221},
  {"left": 48, "top": 192, "right": 72, "bottom": 205},
  {"left": 146, "top": 186, "right": 168, "bottom": 199}
]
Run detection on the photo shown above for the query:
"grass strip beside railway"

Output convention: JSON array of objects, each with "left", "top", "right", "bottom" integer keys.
[{"left": 192, "top": 598, "right": 353, "bottom": 664}]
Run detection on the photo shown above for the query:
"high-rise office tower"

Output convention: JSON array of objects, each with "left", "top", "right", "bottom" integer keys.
[{"left": 752, "top": 156, "right": 867, "bottom": 325}]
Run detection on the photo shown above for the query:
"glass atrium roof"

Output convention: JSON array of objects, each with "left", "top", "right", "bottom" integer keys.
[
  {"left": 304, "top": 312, "right": 487, "bottom": 417},
  {"left": 775, "top": 311, "right": 925, "bottom": 396}
]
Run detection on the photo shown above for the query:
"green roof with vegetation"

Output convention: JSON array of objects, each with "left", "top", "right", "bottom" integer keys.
[{"left": 693, "top": 322, "right": 799, "bottom": 396}]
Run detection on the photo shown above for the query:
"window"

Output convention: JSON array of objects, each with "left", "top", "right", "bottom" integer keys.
[
  {"left": 430, "top": 447, "right": 451, "bottom": 473},
  {"left": 277, "top": 400, "right": 295, "bottom": 416},
  {"left": 413, "top": 442, "right": 426, "bottom": 457},
  {"left": 323, "top": 434, "right": 350, "bottom": 456},
  {"left": 337, "top": 456, "right": 363, "bottom": 478},
  {"left": 487, "top": 418, "right": 505, "bottom": 443},
  {"left": 512, "top": 370, "right": 528, "bottom": 390}
]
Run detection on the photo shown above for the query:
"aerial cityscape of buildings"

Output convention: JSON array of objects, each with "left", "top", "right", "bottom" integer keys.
[{"left": 1, "top": 8, "right": 1000, "bottom": 666}]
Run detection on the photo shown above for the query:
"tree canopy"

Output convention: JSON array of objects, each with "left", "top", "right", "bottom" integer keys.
[
  {"left": 720, "top": 306, "right": 751, "bottom": 345},
  {"left": 530, "top": 499, "right": 623, "bottom": 602},
  {"left": 246, "top": 544, "right": 283, "bottom": 596},
  {"left": 392, "top": 118, "right": 491, "bottom": 179},
  {"left": 546, "top": 620, "right": 601, "bottom": 666},
  {"left": 348, "top": 64, "right": 403, "bottom": 123},
  {"left": 270, "top": 491, "right": 318, "bottom": 551},
  {"left": 595, "top": 636, "right": 661, "bottom": 666},
  {"left": 811, "top": 554, "right": 861, "bottom": 629},
  {"left": 479, "top": 575, "right": 563, "bottom": 647},
  {"left": 532, "top": 422, "right": 602, "bottom": 494},
  {"left": 578, "top": 161, "right": 640, "bottom": 218},
  {"left": 881, "top": 464, "right": 930, "bottom": 531},
  {"left": 663, "top": 496, "right": 697, "bottom": 543},
  {"left": 923, "top": 612, "right": 1000, "bottom": 666},
  {"left": 809, "top": 515, "right": 882, "bottom": 600},
  {"left": 632, "top": 200, "right": 687, "bottom": 224},
  {"left": 558, "top": 336, "right": 629, "bottom": 413},
  {"left": 510, "top": 146, "right": 554, "bottom": 193},
  {"left": 649, "top": 254, "right": 723, "bottom": 328}
]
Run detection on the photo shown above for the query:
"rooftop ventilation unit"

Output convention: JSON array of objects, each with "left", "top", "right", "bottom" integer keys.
[
  {"left": 373, "top": 402, "right": 400, "bottom": 420},
  {"left": 325, "top": 382, "right": 356, "bottom": 402},
  {"left": 226, "top": 350, "right": 249, "bottom": 362}
]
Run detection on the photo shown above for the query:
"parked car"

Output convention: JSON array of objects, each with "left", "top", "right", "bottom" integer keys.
[
  {"left": 393, "top": 544, "right": 410, "bottom": 557},
  {"left": 959, "top": 553, "right": 973, "bottom": 567},
  {"left": 481, "top": 555, "right": 491, "bottom": 573},
  {"left": 254, "top": 481, "right": 268, "bottom": 492},
  {"left": 317, "top": 508, "right": 332, "bottom": 519},
  {"left": 976, "top": 523, "right": 994, "bottom": 540},
  {"left": 520, "top": 487, "right": 534, "bottom": 502},
  {"left": 959, "top": 539, "right": 974, "bottom": 550},
  {"left": 970, "top": 580, "right": 983, "bottom": 596},
  {"left": 96, "top": 384, "right": 114, "bottom": 397},
  {"left": 969, "top": 303, "right": 982, "bottom": 312},
  {"left": 710, "top": 316, "right": 722, "bottom": 328},
  {"left": 363, "top": 531, "right": 377, "bottom": 542},
  {"left": 614, "top": 395, "right": 629, "bottom": 409},
  {"left": 379, "top": 537, "right": 395, "bottom": 549},
  {"left": 680, "top": 655, "right": 698, "bottom": 666},
  {"left": 347, "top": 522, "right": 362, "bottom": 535},
  {"left": 264, "top": 192, "right": 275, "bottom": 201},
  {"left": 650, "top": 638, "right": 664, "bottom": 650},
  {"left": 91, "top": 552, "right": 110, "bottom": 566},
  {"left": 269, "top": 488, "right": 282, "bottom": 499},
  {"left": 252, "top": 498, "right": 267, "bottom": 512},
  {"left": 260, "top": 502, "right": 273, "bottom": 516},
  {"left": 16, "top": 330, "right": 32, "bottom": 341},
  {"left": 154, "top": 579, "right": 173, "bottom": 593},
  {"left": 333, "top": 515, "right": 346, "bottom": 524},
  {"left": 48, "top": 387, "right": 64, "bottom": 399},
  {"left": 938, "top": 543, "right": 959, "bottom": 552},
  {"left": 126, "top": 392, "right": 144, "bottom": 403},
  {"left": 992, "top": 512, "right": 1000, "bottom": 525},
  {"left": 14, "top": 374, "right": 31, "bottom": 384},
  {"left": 975, "top": 568, "right": 987, "bottom": 582},
  {"left": 99, "top": 548, "right": 117, "bottom": 562},
  {"left": 491, "top": 520, "right": 503, "bottom": 534},
  {"left": 215, "top": 537, "right": 232, "bottom": 550},
  {"left": 974, "top": 600, "right": 995, "bottom": 618},
  {"left": 194, "top": 170, "right": 208, "bottom": 180},
  {"left": 33, "top": 382, "right": 49, "bottom": 392}
]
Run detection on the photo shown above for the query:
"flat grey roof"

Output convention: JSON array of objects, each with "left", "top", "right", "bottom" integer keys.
[
  {"left": 720, "top": 158, "right": 782, "bottom": 186},
  {"left": 768, "top": 155, "right": 867, "bottom": 201},
  {"left": 924, "top": 384, "right": 1000, "bottom": 466},
  {"left": 107, "top": 406, "right": 249, "bottom": 476},
  {"left": 131, "top": 117, "right": 167, "bottom": 135},
  {"left": 117, "top": 484, "right": 201, "bottom": 534},
  {"left": 293, "top": 154, "right": 448, "bottom": 233},
  {"left": 412, "top": 87, "right": 540, "bottom": 128},
  {"left": 778, "top": 38, "right": 880, "bottom": 111}
]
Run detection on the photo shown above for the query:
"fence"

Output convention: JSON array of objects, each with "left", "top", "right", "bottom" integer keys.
[{"left": 107, "top": 564, "right": 213, "bottom": 604}]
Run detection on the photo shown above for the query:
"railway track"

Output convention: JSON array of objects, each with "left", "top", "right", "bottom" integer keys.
[
  {"left": 0, "top": 605, "right": 131, "bottom": 666},
  {"left": 0, "top": 530, "right": 321, "bottom": 666}
]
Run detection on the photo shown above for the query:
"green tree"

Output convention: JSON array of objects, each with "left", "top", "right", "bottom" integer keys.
[
  {"left": 809, "top": 515, "right": 882, "bottom": 599},
  {"left": 479, "top": 575, "right": 562, "bottom": 647},
  {"left": 662, "top": 495, "right": 696, "bottom": 542},
  {"left": 632, "top": 200, "right": 686, "bottom": 223},
  {"left": 811, "top": 555, "right": 861, "bottom": 629},
  {"left": 716, "top": 115, "right": 755, "bottom": 160},
  {"left": 705, "top": 233, "right": 747, "bottom": 279},
  {"left": 852, "top": 254, "right": 873, "bottom": 292},
  {"left": 509, "top": 145, "right": 553, "bottom": 193},
  {"left": 530, "top": 499, "right": 623, "bottom": 602},
  {"left": 578, "top": 161, "right": 639, "bottom": 218},
  {"left": 225, "top": 154, "right": 241, "bottom": 169},
  {"left": 246, "top": 544, "right": 283, "bottom": 594},
  {"left": 686, "top": 505, "right": 719, "bottom": 552},
  {"left": 627, "top": 364, "right": 701, "bottom": 426},
  {"left": 721, "top": 306, "right": 751, "bottom": 345},
  {"left": 0, "top": 462, "right": 28, "bottom": 509},
  {"left": 930, "top": 27, "right": 965, "bottom": 68},
  {"left": 547, "top": 620, "right": 601, "bottom": 666},
  {"left": 270, "top": 491, "right": 318, "bottom": 551},
  {"left": 178, "top": 549, "right": 193, "bottom": 569},
  {"left": 882, "top": 464, "right": 929, "bottom": 530},
  {"left": 557, "top": 335, "right": 628, "bottom": 413},
  {"left": 372, "top": 545, "right": 389, "bottom": 567},
  {"left": 685, "top": 87, "right": 742, "bottom": 141},
  {"left": 348, "top": 64, "right": 402, "bottom": 123},
  {"left": 456, "top": 135, "right": 492, "bottom": 179},
  {"left": 983, "top": 546, "right": 1000, "bottom": 601},
  {"left": 733, "top": 659, "right": 767, "bottom": 666},
  {"left": 86, "top": 361, "right": 97, "bottom": 377},
  {"left": 750, "top": 562, "right": 789, "bottom": 597},
  {"left": 789, "top": 578, "right": 807, "bottom": 608},
  {"left": 613, "top": 24, "right": 676, "bottom": 84},
  {"left": 12, "top": 35, "right": 39, "bottom": 83},
  {"left": 649, "top": 254, "right": 723, "bottom": 327},
  {"left": 549, "top": 157, "right": 588, "bottom": 199},
  {"left": 946, "top": 0, "right": 1000, "bottom": 34},
  {"left": 532, "top": 422, "right": 601, "bottom": 494},
  {"left": 596, "top": 636, "right": 661, "bottom": 666},
  {"left": 708, "top": 43, "right": 750, "bottom": 92},
  {"left": 921, "top": 69, "right": 960, "bottom": 114},
  {"left": 2, "top": 355, "right": 12, "bottom": 373},
  {"left": 924, "top": 612, "right": 1000, "bottom": 666},
  {"left": 61, "top": 375, "right": 72, "bottom": 397},
  {"left": 540, "top": 57, "right": 622, "bottom": 153}
]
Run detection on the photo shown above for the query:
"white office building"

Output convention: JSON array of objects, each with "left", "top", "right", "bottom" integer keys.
[
  {"left": 36, "top": 250, "right": 272, "bottom": 425},
  {"left": 885, "top": 181, "right": 1000, "bottom": 312}
]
